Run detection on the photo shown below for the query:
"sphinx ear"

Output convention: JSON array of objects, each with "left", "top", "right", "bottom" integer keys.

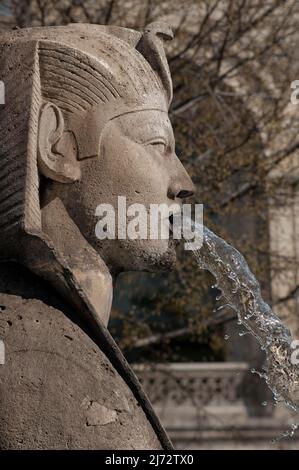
[{"left": 38, "top": 102, "right": 81, "bottom": 183}]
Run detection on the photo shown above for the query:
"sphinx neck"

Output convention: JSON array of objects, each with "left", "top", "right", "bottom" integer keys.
[{"left": 40, "top": 197, "right": 113, "bottom": 327}]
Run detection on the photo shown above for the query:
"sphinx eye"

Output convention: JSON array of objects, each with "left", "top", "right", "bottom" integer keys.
[{"left": 147, "top": 139, "right": 167, "bottom": 154}]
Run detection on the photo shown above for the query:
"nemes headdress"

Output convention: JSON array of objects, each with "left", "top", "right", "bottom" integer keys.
[
  {"left": 0, "top": 23, "right": 174, "bottom": 450},
  {"left": 0, "top": 22, "right": 173, "bottom": 252}
]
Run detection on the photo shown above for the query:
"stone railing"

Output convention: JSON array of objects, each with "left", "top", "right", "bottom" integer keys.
[
  {"left": 133, "top": 362, "right": 249, "bottom": 407},
  {"left": 133, "top": 362, "right": 299, "bottom": 449},
  {"left": 0, "top": 15, "right": 14, "bottom": 30}
]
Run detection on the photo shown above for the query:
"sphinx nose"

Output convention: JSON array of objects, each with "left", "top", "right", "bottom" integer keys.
[{"left": 167, "top": 165, "right": 195, "bottom": 200}]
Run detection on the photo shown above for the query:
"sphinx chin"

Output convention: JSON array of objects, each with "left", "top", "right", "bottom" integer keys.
[
  {"left": 95, "top": 237, "right": 177, "bottom": 274},
  {"left": 135, "top": 238, "right": 178, "bottom": 273},
  {"left": 141, "top": 240, "right": 178, "bottom": 273}
]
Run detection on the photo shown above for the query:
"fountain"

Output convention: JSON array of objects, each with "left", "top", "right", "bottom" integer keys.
[
  {"left": 183, "top": 218, "right": 299, "bottom": 417},
  {"left": 0, "top": 17, "right": 297, "bottom": 449}
]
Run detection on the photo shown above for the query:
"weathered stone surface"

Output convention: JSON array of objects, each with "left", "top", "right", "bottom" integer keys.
[
  {"left": 0, "top": 22, "right": 194, "bottom": 449},
  {"left": 0, "top": 287, "right": 161, "bottom": 449}
]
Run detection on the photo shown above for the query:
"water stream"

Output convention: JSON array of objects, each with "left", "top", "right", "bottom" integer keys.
[{"left": 183, "top": 219, "right": 299, "bottom": 417}]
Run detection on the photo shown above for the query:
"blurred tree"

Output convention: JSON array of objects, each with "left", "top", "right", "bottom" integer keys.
[{"left": 1, "top": 0, "right": 298, "bottom": 364}]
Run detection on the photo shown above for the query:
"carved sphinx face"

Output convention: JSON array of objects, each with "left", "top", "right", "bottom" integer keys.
[{"left": 41, "top": 107, "right": 194, "bottom": 274}]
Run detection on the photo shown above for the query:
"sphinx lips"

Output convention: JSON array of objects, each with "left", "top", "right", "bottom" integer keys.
[{"left": 168, "top": 214, "right": 181, "bottom": 245}]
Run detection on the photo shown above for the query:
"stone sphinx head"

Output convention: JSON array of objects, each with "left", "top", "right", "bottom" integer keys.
[{"left": 0, "top": 23, "right": 194, "bottom": 327}]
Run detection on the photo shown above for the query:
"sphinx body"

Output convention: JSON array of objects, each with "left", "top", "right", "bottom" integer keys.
[
  {"left": 0, "top": 264, "right": 162, "bottom": 449},
  {"left": 0, "top": 23, "right": 194, "bottom": 449}
]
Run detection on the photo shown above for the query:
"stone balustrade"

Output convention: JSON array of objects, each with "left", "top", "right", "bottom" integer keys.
[
  {"left": 133, "top": 362, "right": 299, "bottom": 449},
  {"left": 133, "top": 362, "right": 248, "bottom": 407}
]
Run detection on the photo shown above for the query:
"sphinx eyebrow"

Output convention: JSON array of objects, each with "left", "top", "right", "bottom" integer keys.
[
  {"left": 110, "top": 108, "right": 168, "bottom": 120},
  {"left": 142, "top": 136, "right": 167, "bottom": 145},
  {"left": 133, "top": 130, "right": 169, "bottom": 144}
]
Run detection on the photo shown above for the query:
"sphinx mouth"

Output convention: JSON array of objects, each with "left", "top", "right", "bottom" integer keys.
[
  {"left": 168, "top": 210, "right": 182, "bottom": 230},
  {"left": 169, "top": 214, "right": 174, "bottom": 228},
  {"left": 168, "top": 213, "right": 181, "bottom": 246}
]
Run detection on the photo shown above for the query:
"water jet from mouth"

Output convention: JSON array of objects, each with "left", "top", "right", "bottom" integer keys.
[{"left": 183, "top": 217, "right": 299, "bottom": 414}]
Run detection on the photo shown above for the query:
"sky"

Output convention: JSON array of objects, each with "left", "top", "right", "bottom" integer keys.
[{"left": 0, "top": 1, "right": 11, "bottom": 16}]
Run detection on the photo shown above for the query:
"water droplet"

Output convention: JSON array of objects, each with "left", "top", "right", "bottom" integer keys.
[
  {"left": 239, "top": 331, "right": 248, "bottom": 337},
  {"left": 217, "top": 305, "right": 226, "bottom": 311},
  {"left": 224, "top": 335, "right": 230, "bottom": 341},
  {"left": 184, "top": 216, "right": 299, "bottom": 418},
  {"left": 244, "top": 312, "right": 255, "bottom": 320},
  {"left": 262, "top": 401, "right": 268, "bottom": 406}
]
